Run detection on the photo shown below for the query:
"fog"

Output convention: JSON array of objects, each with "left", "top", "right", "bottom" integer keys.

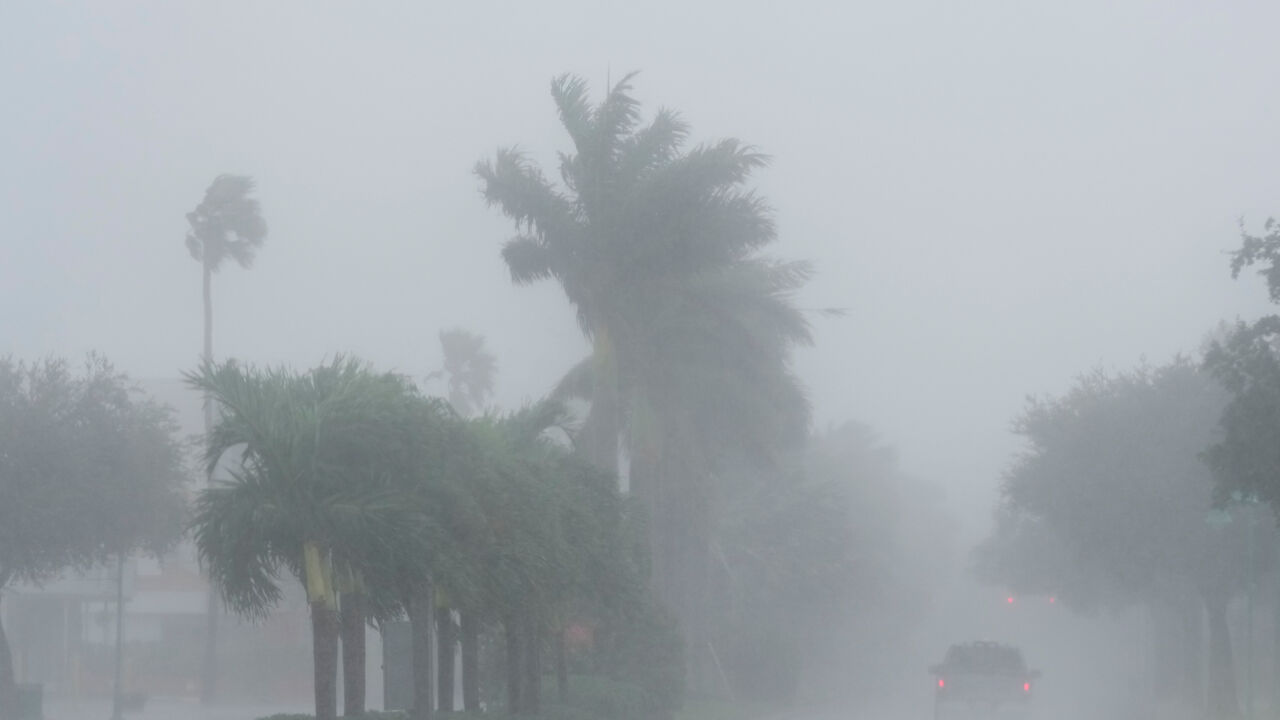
[{"left": 4, "top": 3, "right": 1280, "bottom": 720}]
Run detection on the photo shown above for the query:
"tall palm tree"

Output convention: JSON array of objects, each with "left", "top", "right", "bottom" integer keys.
[
  {"left": 476, "top": 74, "right": 814, "bottom": 688},
  {"left": 184, "top": 173, "right": 267, "bottom": 704},
  {"left": 187, "top": 357, "right": 423, "bottom": 720}
]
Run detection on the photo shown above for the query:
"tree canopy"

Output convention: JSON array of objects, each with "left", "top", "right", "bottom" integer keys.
[
  {"left": 0, "top": 354, "right": 187, "bottom": 586},
  {"left": 1204, "top": 217, "right": 1280, "bottom": 511},
  {"left": 975, "top": 358, "right": 1271, "bottom": 716},
  {"left": 0, "top": 354, "right": 188, "bottom": 720}
]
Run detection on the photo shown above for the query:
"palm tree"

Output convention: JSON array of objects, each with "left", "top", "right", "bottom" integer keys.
[
  {"left": 426, "top": 327, "right": 496, "bottom": 711},
  {"left": 476, "top": 74, "right": 815, "bottom": 689},
  {"left": 187, "top": 357, "right": 424, "bottom": 720},
  {"left": 428, "top": 328, "right": 497, "bottom": 418},
  {"left": 468, "top": 401, "right": 577, "bottom": 716},
  {"left": 184, "top": 173, "right": 267, "bottom": 703}
]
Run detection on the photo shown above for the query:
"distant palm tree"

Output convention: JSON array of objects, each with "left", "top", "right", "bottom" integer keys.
[
  {"left": 186, "top": 174, "right": 268, "bottom": 369},
  {"left": 428, "top": 328, "right": 496, "bottom": 418},
  {"left": 184, "top": 173, "right": 266, "bottom": 704}
]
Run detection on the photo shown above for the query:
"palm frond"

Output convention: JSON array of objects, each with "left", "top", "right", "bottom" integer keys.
[
  {"left": 551, "top": 356, "right": 595, "bottom": 403},
  {"left": 551, "top": 74, "right": 594, "bottom": 155},
  {"left": 617, "top": 108, "right": 690, "bottom": 186},
  {"left": 591, "top": 71, "right": 642, "bottom": 157},
  {"left": 500, "top": 235, "right": 556, "bottom": 285},
  {"left": 475, "top": 149, "right": 577, "bottom": 239},
  {"left": 191, "top": 468, "right": 291, "bottom": 619},
  {"left": 185, "top": 174, "right": 267, "bottom": 271}
]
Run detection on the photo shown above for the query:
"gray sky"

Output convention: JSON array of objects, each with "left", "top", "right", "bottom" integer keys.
[{"left": 3, "top": 1, "right": 1278, "bottom": 531}]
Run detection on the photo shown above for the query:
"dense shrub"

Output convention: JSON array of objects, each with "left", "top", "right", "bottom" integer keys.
[
  {"left": 548, "top": 675, "right": 649, "bottom": 720},
  {"left": 597, "top": 603, "right": 685, "bottom": 719}
]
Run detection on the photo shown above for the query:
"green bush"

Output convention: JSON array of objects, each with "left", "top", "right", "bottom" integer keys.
[
  {"left": 542, "top": 674, "right": 650, "bottom": 720},
  {"left": 603, "top": 603, "right": 685, "bottom": 718}
]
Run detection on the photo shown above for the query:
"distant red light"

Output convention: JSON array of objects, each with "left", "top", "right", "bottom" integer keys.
[
  {"left": 1007, "top": 596, "right": 1015, "bottom": 604},
  {"left": 938, "top": 678, "right": 945, "bottom": 689},
  {"left": 1049, "top": 596, "right": 1056, "bottom": 604},
  {"left": 1023, "top": 682, "right": 1031, "bottom": 692}
]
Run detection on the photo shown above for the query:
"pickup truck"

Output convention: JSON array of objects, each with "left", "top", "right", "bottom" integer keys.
[{"left": 929, "top": 641, "right": 1040, "bottom": 719}]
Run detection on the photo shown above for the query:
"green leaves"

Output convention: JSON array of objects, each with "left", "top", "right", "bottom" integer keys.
[
  {"left": 1203, "top": 320, "right": 1280, "bottom": 511},
  {"left": 978, "top": 358, "right": 1270, "bottom": 610},
  {"left": 187, "top": 357, "right": 445, "bottom": 617},
  {"left": 0, "top": 354, "right": 188, "bottom": 587},
  {"left": 1230, "top": 217, "right": 1280, "bottom": 303}
]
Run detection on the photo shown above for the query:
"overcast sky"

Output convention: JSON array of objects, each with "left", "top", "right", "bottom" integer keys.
[{"left": 3, "top": 1, "right": 1278, "bottom": 532}]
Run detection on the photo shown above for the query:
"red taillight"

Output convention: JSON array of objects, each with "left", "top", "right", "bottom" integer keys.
[
  {"left": 938, "top": 678, "right": 945, "bottom": 689},
  {"left": 1007, "top": 596, "right": 1015, "bottom": 604},
  {"left": 1023, "top": 682, "right": 1031, "bottom": 693}
]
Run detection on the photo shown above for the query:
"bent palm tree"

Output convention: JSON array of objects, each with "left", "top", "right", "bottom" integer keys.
[
  {"left": 188, "top": 357, "right": 423, "bottom": 720},
  {"left": 477, "top": 73, "right": 780, "bottom": 473},
  {"left": 477, "top": 74, "right": 815, "bottom": 689},
  {"left": 184, "top": 173, "right": 267, "bottom": 703}
]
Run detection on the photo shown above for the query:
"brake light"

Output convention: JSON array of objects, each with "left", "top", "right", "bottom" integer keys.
[
  {"left": 1023, "top": 682, "right": 1031, "bottom": 692},
  {"left": 938, "top": 678, "right": 945, "bottom": 689}
]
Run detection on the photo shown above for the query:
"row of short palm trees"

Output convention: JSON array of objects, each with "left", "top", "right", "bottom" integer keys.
[{"left": 187, "top": 355, "right": 644, "bottom": 720}]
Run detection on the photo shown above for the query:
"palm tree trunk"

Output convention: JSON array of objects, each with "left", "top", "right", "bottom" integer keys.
[
  {"left": 0, "top": 575, "right": 18, "bottom": 720},
  {"left": 1205, "top": 592, "right": 1239, "bottom": 717},
  {"left": 110, "top": 551, "right": 126, "bottom": 720},
  {"left": 202, "top": 260, "right": 213, "bottom": 366},
  {"left": 556, "top": 624, "right": 568, "bottom": 703},
  {"left": 627, "top": 447, "right": 666, "bottom": 601},
  {"left": 311, "top": 601, "right": 340, "bottom": 720},
  {"left": 522, "top": 612, "right": 541, "bottom": 715},
  {"left": 200, "top": 259, "right": 220, "bottom": 706},
  {"left": 1181, "top": 600, "right": 1203, "bottom": 708},
  {"left": 341, "top": 593, "right": 366, "bottom": 716},
  {"left": 505, "top": 617, "right": 522, "bottom": 714},
  {"left": 407, "top": 585, "right": 434, "bottom": 720},
  {"left": 460, "top": 612, "right": 479, "bottom": 712},
  {"left": 436, "top": 606, "right": 455, "bottom": 712},
  {"left": 580, "top": 333, "right": 621, "bottom": 476}
]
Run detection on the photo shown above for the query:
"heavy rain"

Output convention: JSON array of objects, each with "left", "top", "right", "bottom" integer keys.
[{"left": 3, "top": 4, "right": 1280, "bottom": 720}]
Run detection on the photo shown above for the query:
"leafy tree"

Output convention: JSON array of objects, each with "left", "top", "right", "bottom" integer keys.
[
  {"left": 1202, "top": 217, "right": 1280, "bottom": 510},
  {"left": 184, "top": 173, "right": 267, "bottom": 703},
  {"left": 476, "top": 74, "right": 813, "bottom": 688},
  {"left": 1204, "top": 318, "right": 1280, "bottom": 512},
  {"left": 188, "top": 357, "right": 427, "bottom": 720},
  {"left": 0, "top": 356, "right": 187, "bottom": 720},
  {"left": 705, "top": 422, "right": 954, "bottom": 707},
  {"left": 975, "top": 359, "right": 1271, "bottom": 717}
]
